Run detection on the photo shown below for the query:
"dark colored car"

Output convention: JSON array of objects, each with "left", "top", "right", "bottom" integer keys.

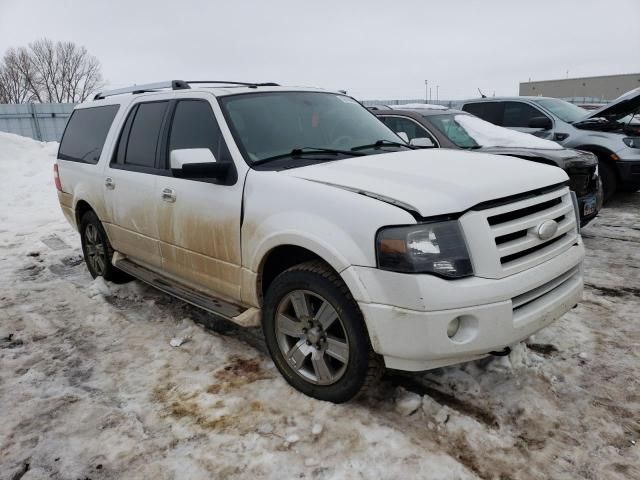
[{"left": 372, "top": 106, "right": 602, "bottom": 225}]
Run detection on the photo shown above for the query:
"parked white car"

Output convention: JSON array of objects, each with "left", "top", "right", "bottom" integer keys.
[{"left": 55, "top": 81, "right": 585, "bottom": 402}]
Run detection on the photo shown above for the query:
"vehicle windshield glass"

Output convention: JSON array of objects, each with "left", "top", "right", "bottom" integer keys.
[
  {"left": 219, "top": 91, "right": 406, "bottom": 164},
  {"left": 533, "top": 98, "right": 588, "bottom": 123},
  {"left": 425, "top": 113, "right": 479, "bottom": 148}
]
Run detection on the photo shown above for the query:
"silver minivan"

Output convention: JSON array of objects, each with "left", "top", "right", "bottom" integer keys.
[{"left": 461, "top": 88, "right": 640, "bottom": 200}]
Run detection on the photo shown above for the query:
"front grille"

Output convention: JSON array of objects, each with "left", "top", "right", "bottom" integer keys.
[
  {"left": 567, "top": 165, "right": 597, "bottom": 197},
  {"left": 489, "top": 188, "right": 576, "bottom": 272},
  {"left": 459, "top": 186, "right": 579, "bottom": 279},
  {"left": 568, "top": 173, "right": 590, "bottom": 196},
  {"left": 488, "top": 197, "right": 562, "bottom": 226},
  {"left": 500, "top": 233, "right": 567, "bottom": 265}
]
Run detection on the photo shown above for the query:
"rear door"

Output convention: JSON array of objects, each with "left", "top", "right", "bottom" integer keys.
[
  {"left": 103, "top": 98, "right": 171, "bottom": 269},
  {"left": 156, "top": 96, "right": 244, "bottom": 301}
]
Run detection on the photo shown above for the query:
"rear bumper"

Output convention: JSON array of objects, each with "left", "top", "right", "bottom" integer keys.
[
  {"left": 343, "top": 241, "right": 584, "bottom": 371},
  {"left": 57, "top": 191, "right": 76, "bottom": 229},
  {"left": 614, "top": 160, "right": 640, "bottom": 190}
]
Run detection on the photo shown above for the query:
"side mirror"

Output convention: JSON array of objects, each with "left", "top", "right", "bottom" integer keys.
[
  {"left": 410, "top": 137, "right": 436, "bottom": 148},
  {"left": 170, "top": 148, "right": 230, "bottom": 179},
  {"left": 528, "top": 116, "right": 552, "bottom": 130},
  {"left": 397, "top": 131, "right": 409, "bottom": 142}
]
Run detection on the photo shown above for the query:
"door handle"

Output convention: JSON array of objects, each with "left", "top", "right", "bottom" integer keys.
[
  {"left": 105, "top": 177, "right": 115, "bottom": 190},
  {"left": 161, "top": 187, "right": 176, "bottom": 203}
]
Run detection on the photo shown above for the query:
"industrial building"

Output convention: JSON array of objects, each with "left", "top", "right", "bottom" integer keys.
[{"left": 519, "top": 73, "right": 640, "bottom": 103}]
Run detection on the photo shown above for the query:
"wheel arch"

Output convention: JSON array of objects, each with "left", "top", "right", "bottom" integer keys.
[
  {"left": 257, "top": 244, "right": 337, "bottom": 304},
  {"left": 575, "top": 144, "right": 619, "bottom": 168},
  {"left": 74, "top": 199, "right": 97, "bottom": 228}
]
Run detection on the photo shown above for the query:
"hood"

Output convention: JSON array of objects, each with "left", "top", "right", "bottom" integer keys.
[
  {"left": 282, "top": 149, "right": 568, "bottom": 218},
  {"left": 478, "top": 146, "right": 597, "bottom": 170},
  {"left": 583, "top": 87, "right": 640, "bottom": 121}
]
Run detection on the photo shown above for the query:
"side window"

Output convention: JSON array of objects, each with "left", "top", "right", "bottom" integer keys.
[
  {"left": 502, "top": 102, "right": 548, "bottom": 128},
  {"left": 58, "top": 105, "right": 119, "bottom": 164},
  {"left": 381, "top": 116, "right": 434, "bottom": 142},
  {"left": 168, "top": 100, "right": 232, "bottom": 164},
  {"left": 462, "top": 102, "right": 504, "bottom": 125},
  {"left": 124, "top": 101, "right": 168, "bottom": 168}
]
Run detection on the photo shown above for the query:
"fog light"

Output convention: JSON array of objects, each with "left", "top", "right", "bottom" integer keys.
[{"left": 447, "top": 317, "right": 461, "bottom": 338}]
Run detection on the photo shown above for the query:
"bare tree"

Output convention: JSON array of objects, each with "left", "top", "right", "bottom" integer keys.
[
  {"left": 0, "top": 47, "right": 35, "bottom": 103},
  {"left": 0, "top": 39, "right": 105, "bottom": 104}
]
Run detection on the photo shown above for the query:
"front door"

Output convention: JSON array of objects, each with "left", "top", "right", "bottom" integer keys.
[
  {"left": 156, "top": 98, "right": 244, "bottom": 301},
  {"left": 502, "top": 101, "right": 552, "bottom": 138}
]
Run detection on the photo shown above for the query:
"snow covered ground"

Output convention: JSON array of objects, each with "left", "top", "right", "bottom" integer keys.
[{"left": 1, "top": 131, "right": 638, "bottom": 479}]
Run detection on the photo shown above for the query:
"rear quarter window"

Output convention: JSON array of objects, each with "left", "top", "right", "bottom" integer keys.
[{"left": 58, "top": 105, "right": 119, "bottom": 164}]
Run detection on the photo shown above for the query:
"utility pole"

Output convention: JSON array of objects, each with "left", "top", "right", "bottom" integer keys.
[
  {"left": 436, "top": 85, "right": 439, "bottom": 102},
  {"left": 429, "top": 87, "right": 432, "bottom": 103},
  {"left": 424, "top": 80, "right": 428, "bottom": 103}
]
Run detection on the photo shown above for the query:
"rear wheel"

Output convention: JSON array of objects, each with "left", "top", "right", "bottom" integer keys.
[
  {"left": 80, "top": 211, "right": 127, "bottom": 281},
  {"left": 262, "top": 260, "right": 381, "bottom": 403},
  {"left": 598, "top": 160, "right": 617, "bottom": 203}
]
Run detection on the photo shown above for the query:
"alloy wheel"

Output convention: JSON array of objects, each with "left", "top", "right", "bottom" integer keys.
[
  {"left": 84, "top": 223, "right": 106, "bottom": 276},
  {"left": 275, "top": 289, "right": 350, "bottom": 385}
]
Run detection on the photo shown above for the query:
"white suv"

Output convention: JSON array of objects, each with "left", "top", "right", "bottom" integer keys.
[{"left": 55, "top": 80, "right": 585, "bottom": 402}]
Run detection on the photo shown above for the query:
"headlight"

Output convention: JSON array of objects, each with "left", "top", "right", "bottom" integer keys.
[
  {"left": 376, "top": 220, "right": 473, "bottom": 278},
  {"left": 623, "top": 137, "right": 640, "bottom": 148}
]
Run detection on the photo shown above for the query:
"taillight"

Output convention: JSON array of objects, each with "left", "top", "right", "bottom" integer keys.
[{"left": 54, "top": 163, "right": 63, "bottom": 191}]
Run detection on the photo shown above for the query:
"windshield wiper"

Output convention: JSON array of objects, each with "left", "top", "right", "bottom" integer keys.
[
  {"left": 252, "top": 147, "right": 365, "bottom": 166},
  {"left": 350, "top": 140, "right": 413, "bottom": 151}
]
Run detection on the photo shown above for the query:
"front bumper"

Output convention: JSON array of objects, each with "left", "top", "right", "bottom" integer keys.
[
  {"left": 342, "top": 241, "right": 585, "bottom": 371},
  {"left": 577, "top": 177, "right": 603, "bottom": 226}
]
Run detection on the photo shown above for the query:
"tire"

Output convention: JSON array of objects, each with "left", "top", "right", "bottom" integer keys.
[
  {"left": 598, "top": 160, "right": 617, "bottom": 203},
  {"left": 80, "top": 211, "right": 128, "bottom": 282},
  {"left": 262, "top": 260, "right": 382, "bottom": 403}
]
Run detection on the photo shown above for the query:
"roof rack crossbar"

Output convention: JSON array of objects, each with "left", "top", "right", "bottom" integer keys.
[
  {"left": 94, "top": 80, "right": 190, "bottom": 100},
  {"left": 186, "top": 81, "right": 280, "bottom": 88}
]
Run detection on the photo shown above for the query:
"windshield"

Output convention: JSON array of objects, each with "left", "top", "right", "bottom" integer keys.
[
  {"left": 428, "top": 113, "right": 561, "bottom": 150},
  {"left": 532, "top": 98, "right": 587, "bottom": 123},
  {"left": 219, "top": 91, "right": 406, "bottom": 164},
  {"left": 426, "top": 114, "right": 479, "bottom": 148}
]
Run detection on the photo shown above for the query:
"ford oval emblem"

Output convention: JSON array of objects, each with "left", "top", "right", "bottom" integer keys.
[{"left": 537, "top": 220, "right": 558, "bottom": 241}]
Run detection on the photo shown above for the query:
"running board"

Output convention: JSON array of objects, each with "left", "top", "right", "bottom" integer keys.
[{"left": 114, "top": 256, "right": 260, "bottom": 327}]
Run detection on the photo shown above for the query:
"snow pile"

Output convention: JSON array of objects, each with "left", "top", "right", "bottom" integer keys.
[
  {"left": 454, "top": 114, "right": 562, "bottom": 149},
  {"left": 392, "top": 103, "right": 448, "bottom": 110},
  {"left": 0, "top": 132, "right": 60, "bottom": 235}
]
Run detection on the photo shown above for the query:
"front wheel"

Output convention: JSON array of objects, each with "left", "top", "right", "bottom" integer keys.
[{"left": 262, "top": 260, "right": 381, "bottom": 403}]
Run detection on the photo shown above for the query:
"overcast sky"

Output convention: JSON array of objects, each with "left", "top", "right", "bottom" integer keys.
[{"left": 1, "top": 0, "right": 639, "bottom": 100}]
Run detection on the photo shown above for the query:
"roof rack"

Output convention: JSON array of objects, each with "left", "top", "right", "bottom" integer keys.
[
  {"left": 187, "top": 81, "right": 280, "bottom": 88},
  {"left": 93, "top": 79, "right": 280, "bottom": 100}
]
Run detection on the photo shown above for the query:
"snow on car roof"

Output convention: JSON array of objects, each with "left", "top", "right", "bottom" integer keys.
[{"left": 454, "top": 114, "right": 562, "bottom": 150}]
